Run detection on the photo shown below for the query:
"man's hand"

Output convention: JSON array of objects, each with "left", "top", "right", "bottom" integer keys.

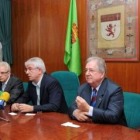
[
  {"left": 11, "top": 103, "right": 20, "bottom": 112},
  {"left": 18, "top": 104, "right": 34, "bottom": 113},
  {"left": 76, "top": 96, "right": 90, "bottom": 112},
  {"left": 73, "top": 109, "right": 91, "bottom": 122}
]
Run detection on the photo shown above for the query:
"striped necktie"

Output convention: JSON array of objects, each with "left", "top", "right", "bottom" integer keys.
[{"left": 91, "top": 88, "right": 97, "bottom": 107}]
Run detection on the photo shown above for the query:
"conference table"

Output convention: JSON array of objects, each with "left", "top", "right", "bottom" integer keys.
[{"left": 0, "top": 107, "right": 140, "bottom": 140}]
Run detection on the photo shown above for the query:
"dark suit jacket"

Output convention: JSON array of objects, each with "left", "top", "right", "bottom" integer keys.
[
  {"left": 16, "top": 74, "right": 68, "bottom": 113},
  {"left": 0, "top": 75, "right": 24, "bottom": 104},
  {"left": 69, "top": 78, "right": 127, "bottom": 126}
]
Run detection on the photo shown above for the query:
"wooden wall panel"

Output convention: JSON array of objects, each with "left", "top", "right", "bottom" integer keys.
[
  {"left": 11, "top": 0, "right": 140, "bottom": 93},
  {"left": 11, "top": 0, "right": 40, "bottom": 81},
  {"left": 77, "top": 0, "right": 87, "bottom": 84},
  {"left": 39, "top": 0, "right": 69, "bottom": 72}
]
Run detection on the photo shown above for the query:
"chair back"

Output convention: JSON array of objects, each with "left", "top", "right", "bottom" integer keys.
[
  {"left": 51, "top": 71, "right": 80, "bottom": 107},
  {"left": 123, "top": 92, "right": 140, "bottom": 129},
  {"left": 23, "top": 82, "right": 28, "bottom": 91},
  {"left": 23, "top": 82, "right": 33, "bottom": 105}
]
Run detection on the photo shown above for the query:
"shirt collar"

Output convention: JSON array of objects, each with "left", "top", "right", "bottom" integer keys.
[
  {"left": 32, "top": 74, "right": 43, "bottom": 88},
  {"left": 92, "top": 84, "right": 101, "bottom": 92},
  {"left": 3, "top": 75, "right": 10, "bottom": 85}
]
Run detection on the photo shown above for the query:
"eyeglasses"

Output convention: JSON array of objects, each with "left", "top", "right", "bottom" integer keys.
[
  {"left": 24, "top": 67, "right": 38, "bottom": 73},
  {"left": 0, "top": 71, "right": 9, "bottom": 75}
]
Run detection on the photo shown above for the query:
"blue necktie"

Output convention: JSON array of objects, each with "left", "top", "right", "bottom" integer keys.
[{"left": 91, "top": 88, "right": 97, "bottom": 107}]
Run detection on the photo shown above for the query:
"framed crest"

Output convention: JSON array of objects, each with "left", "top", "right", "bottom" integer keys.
[{"left": 87, "top": 0, "right": 139, "bottom": 61}]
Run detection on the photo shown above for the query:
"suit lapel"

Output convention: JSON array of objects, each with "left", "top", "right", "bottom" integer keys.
[
  {"left": 39, "top": 74, "right": 46, "bottom": 102},
  {"left": 31, "top": 84, "right": 37, "bottom": 105},
  {"left": 4, "top": 82, "right": 11, "bottom": 92},
  {"left": 0, "top": 83, "right": 2, "bottom": 90},
  {"left": 3, "top": 75, "right": 12, "bottom": 92},
  {"left": 95, "top": 78, "right": 107, "bottom": 107},
  {"left": 83, "top": 84, "right": 92, "bottom": 105}
]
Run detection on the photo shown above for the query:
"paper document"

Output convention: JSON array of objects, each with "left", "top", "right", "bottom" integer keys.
[
  {"left": 8, "top": 112, "right": 17, "bottom": 116},
  {"left": 61, "top": 122, "right": 80, "bottom": 128},
  {"left": 25, "top": 113, "right": 36, "bottom": 116}
]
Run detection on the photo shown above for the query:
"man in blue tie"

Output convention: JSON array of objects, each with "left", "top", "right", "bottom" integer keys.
[{"left": 69, "top": 56, "right": 127, "bottom": 126}]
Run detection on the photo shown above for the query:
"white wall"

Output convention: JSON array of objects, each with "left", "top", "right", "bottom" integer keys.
[{"left": 0, "top": 42, "right": 2, "bottom": 61}]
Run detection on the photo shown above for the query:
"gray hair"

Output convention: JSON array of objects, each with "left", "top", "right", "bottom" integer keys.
[
  {"left": 86, "top": 56, "right": 107, "bottom": 73},
  {"left": 25, "top": 57, "right": 46, "bottom": 73},
  {"left": 0, "top": 61, "right": 11, "bottom": 72}
]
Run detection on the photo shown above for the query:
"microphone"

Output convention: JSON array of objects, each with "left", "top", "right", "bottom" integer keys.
[{"left": 0, "top": 92, "right": 10, "bottom": 109}]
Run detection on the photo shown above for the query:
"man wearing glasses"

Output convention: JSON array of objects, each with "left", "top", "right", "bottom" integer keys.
[
  {"left": 11, "top": 57, "right": 68, "bottom": 113},
  {"left": 0, "top": 62, "right": 24, "bottom": 104}
]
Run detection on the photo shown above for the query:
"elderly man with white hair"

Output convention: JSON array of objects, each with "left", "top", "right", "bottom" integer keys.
[{"left": 0, "top": 61, "right": 24, "bottom": 104}]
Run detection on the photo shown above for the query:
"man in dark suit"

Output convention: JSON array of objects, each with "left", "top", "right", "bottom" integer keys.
[
  {"left": 69, "top": 56, "right": 127, "bottom": 126},
  {"left": 11, "top": 57, "right": 68, "bottom": 113},
  {"left": 0, "top": 62, "right": 24, "bottom": 104}
]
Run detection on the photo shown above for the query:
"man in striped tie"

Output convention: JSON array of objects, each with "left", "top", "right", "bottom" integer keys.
[{"left": 69, "top": 56, "right": 127, "bottom": 126}]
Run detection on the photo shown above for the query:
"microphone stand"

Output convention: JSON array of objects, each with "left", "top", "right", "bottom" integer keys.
[{"left": 0, "top": 107, "right": 10, "bottom": 122}]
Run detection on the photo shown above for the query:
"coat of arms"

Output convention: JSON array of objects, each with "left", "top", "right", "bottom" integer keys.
[{"left": 101, "top": 13, "right": 121, "bottom": 41}]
